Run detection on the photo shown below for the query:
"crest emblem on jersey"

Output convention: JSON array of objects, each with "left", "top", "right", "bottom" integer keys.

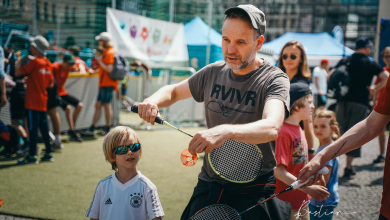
[{"left": 130, "top": 193, "right": 143, "bottom": 208}]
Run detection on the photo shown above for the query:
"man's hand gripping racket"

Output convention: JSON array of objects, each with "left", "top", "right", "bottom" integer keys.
[{"left": 131, "top": 105, "right": 198, "bottom": 167}]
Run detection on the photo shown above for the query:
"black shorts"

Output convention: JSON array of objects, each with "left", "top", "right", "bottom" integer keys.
[
  {"left": 59, "top": 94, "right": 80, "bottom": 110},
  {"left": 47, "top": 82, "right": 61, "bottom": 110},
  {"left": 97, "top": 87, "right": 114, "bottom": 104},
  {"left": 315, "top": 94, "right": 327, "bottom": 107},
  {"left": 336, "top": 101, "right": 370, "bottom": 158},
  {"left": 9, "top": 86, "right": 26, "bottom": 120}
]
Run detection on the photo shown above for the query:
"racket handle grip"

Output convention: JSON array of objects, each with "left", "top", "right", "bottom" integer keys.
[
  {"left": 292, "top": 166, "right": 329, "bottom": 189},
  {"left": 130, "top": 105, "right": 164, "bottom": 125}
]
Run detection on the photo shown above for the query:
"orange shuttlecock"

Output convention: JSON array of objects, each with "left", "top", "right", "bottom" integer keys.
[
  {"left": 0, "top": 199, "right": 3, "bottom": 208},
  {"left": 180, "top": 149, "right": 198, "bottom": 167}
]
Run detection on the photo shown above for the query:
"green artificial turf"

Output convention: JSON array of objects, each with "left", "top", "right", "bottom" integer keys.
[{"left": 0, "top": 112, "right": 205, "bottom": 220}]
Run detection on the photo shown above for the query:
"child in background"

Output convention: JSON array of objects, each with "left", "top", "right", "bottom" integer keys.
[
  {"left": 86, "top": 126, "right": 164, "bottom": 220},
  {"left": 309, "top": 109, "right": 340, "bottom": 220},
  {"left": 274, "top": 82, "right": 330, "bottom": 220},
  {"left": 16, "top": 36, "right": 54, "bottom": 164}
]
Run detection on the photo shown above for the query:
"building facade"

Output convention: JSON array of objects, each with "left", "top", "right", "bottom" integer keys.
[{"left": 0, "top": 0, "right": 381, "bottom": 51}]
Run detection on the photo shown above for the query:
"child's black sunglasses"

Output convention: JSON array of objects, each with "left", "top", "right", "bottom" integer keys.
[{"left": 113, "top": 143, "right": 141, "bottom": 155}]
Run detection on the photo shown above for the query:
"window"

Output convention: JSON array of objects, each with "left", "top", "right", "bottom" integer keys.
[
  {"left": 2, "top": 0, "right": 10, "bottom": 8},
  {"left": 64, "top": 6, "right": 69, "bottom": 24},
  {"left": 19, "top": 0, "right": 23, "bottom": 9},
  {"left": 36, "top": 0, "right": 41, "bottom": 21},
  {"left": 52, "top": 4, "right": 56, "bottom": 22},
  {"left": 44, "top": 2, "right": 48, "bottom": 21},
  {"left": 86, "top": 9, "right": 90, "bottom": 26},
  {"left": 72, "top": 7, "right": 76, "bottom": 24}
]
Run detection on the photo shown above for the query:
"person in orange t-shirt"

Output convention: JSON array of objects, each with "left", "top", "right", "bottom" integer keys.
[
  {"left": 372, "top": 47, "right": 390, "bottom": 164},
  {"left": 52, "top": 54, "right": 84, "bottom": 142},
  {"left": 274, "top": 83, "right": 329, "bottom": 220},
  {"left": 15, "top": 36, "right": 54, "bottom": 164},
  {"left": 68, "top": 46, "right": 89, "bottom": 74},
  {"left": 81, "top": 32, "right": 118, "bottom": 136}
]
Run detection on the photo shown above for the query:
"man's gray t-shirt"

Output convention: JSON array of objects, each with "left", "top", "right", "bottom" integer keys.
[{"left": 188, "top": 60, "right": 290, "bottom": 185}]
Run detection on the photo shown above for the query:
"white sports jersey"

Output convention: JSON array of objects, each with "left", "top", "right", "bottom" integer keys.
[{"left": 86, "top": 171, "right": 164, "bottom": 220}]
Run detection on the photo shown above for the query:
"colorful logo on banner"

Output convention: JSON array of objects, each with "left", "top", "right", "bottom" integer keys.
[
  {"left": 141, "top": 27, "right": 148, "bottom": 41},
  {"left": 120, "top": 19, "right": 126, "bottom": 30},
  {"left": 107, "top": 8, "right": 188, "bottom": 62},
  {"left": 130, "top": 25, "right": 137, "bottom": 38},
  {"left": 164, "top": 36, "right": 172, "bottom": 44},
  {"left": 153, "top": 29, "right": 161, "bottom": 43}
]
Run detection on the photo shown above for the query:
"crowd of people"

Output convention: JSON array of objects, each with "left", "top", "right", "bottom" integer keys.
[
  {"left": 0, "top": 31, "right": 128, "bottom": 163},
  {"left": 1, "top": 3, "right": 390, "bottom": 220}
]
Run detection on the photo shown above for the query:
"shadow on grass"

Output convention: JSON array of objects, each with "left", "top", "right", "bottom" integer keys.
[
  {"left": 0, "top": 211, "right": 52, "bottom": 220},
  {"left": 79, "top": 136, "right": 99, "bottom": 142},
  {"left": 0, "top": 154, "right": 24, "bottom": 162},
  {"left": 0, "top": 163, "right": 25, "bottom": 170}
]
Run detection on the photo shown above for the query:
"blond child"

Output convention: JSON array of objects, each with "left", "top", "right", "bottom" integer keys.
[
  {"left": 309, "top": 109, "right": 340, "bottom": 220},
  {"left": 86, "top": 126, "right": 164, "bottom": 220},
  {"left": 274, "top": 83, "right": 330, "bottom": 220}
]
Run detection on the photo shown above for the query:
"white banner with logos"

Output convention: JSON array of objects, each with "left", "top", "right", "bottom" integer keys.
[{"left": 106, "top": 8, "right": 189, "bottom": 63}]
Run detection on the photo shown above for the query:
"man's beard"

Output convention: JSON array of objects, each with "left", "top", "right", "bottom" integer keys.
[{"left": 224, "top": 47, "right": 256, "bottom": 71}]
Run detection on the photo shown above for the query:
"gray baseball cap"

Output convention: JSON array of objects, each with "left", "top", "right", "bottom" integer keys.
[
  {"left": 30, "top": 35, "right": 49, "bottom": 55},
  {"left": 225, "top": 4, "right": 266, "bottom": 36}
]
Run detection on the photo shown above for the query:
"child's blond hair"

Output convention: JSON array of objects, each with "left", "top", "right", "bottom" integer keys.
[
  {"left": 313, "top": 108, "right": 341, "bottom": 141},
  {"left": 103, "top": 126, "right": 142, "bottom": 171},
  {"left": 290, "top": 94, "right": 311, "bottom": 115}
]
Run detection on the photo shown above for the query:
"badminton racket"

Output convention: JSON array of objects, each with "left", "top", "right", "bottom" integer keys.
[
  {"left": 190, "top": 166, "right": 330, "bottom": 220},
  {"left": 131, "top": 105, "right": 264, "bottom": 183}
]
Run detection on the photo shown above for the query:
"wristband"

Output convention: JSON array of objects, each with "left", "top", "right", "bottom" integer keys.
[{"left": 308, "top": 148, "right": 315, "bottom": 154}]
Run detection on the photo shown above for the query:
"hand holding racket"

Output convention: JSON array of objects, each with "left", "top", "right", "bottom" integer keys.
[
  {"left": 135, "top": 102, "right": 161, "bottom": 125},
  {"left": 297, "top": 155, "right": 325, "bottom": 187},
  {"left": 190, "top": 166, "right": 329, "bottom": 220},
  {"left": 131, "top": 105, "right": 264, "bottom": 183}
]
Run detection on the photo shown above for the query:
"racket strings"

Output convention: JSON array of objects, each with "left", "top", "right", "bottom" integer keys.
[
  {"left": 209, "top": 139, "right": 263, "bottom": 182},
  {"left": 191, "top": 205, "right": 241, "bottom": 220}
]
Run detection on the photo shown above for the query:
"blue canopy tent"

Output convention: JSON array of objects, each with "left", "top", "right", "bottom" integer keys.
[
  {"left": 184, "top": 17, "right": 223, "bottom": 69},
  {"left": 262, "top": 32, "right": 355, "bottom": 67}
]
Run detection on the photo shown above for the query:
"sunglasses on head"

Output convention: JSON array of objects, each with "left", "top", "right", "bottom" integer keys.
[
  {"left": 113, "top": 143, "right": 141, "bottom": 155},
  {"left": 282, "top": 54, "right": 297, "bottom": 60}
]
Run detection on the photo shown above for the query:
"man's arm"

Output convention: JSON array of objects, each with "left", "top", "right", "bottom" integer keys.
[
  {"left": 297, "top": 110, "right": 390, "bottom": 184},
  {"left": 137, "top": 79, "right": 193, "bottom": 124},
  {"left": 314, "top": 77, "right": 323, "bottom": 96},
  {"left": 14, "top": 51, "right": 26, "bottom": 78},
  {"left": 188, "top": 99, "right": 285, "bottom": 155},
  {"left": 96, "top": 57, "right": 113, "bottom": 73},
  {"left": 370, "top": 71, "right": 389, "bottom": 94}
]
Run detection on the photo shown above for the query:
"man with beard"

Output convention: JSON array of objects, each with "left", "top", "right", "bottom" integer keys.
[{"left": 135, "top": 5, "right": 291, "bottom": 220}]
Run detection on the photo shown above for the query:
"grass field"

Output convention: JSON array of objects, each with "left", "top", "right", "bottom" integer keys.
[{"left": 0, "top": 113, "right": 205, "bottom": 220}]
